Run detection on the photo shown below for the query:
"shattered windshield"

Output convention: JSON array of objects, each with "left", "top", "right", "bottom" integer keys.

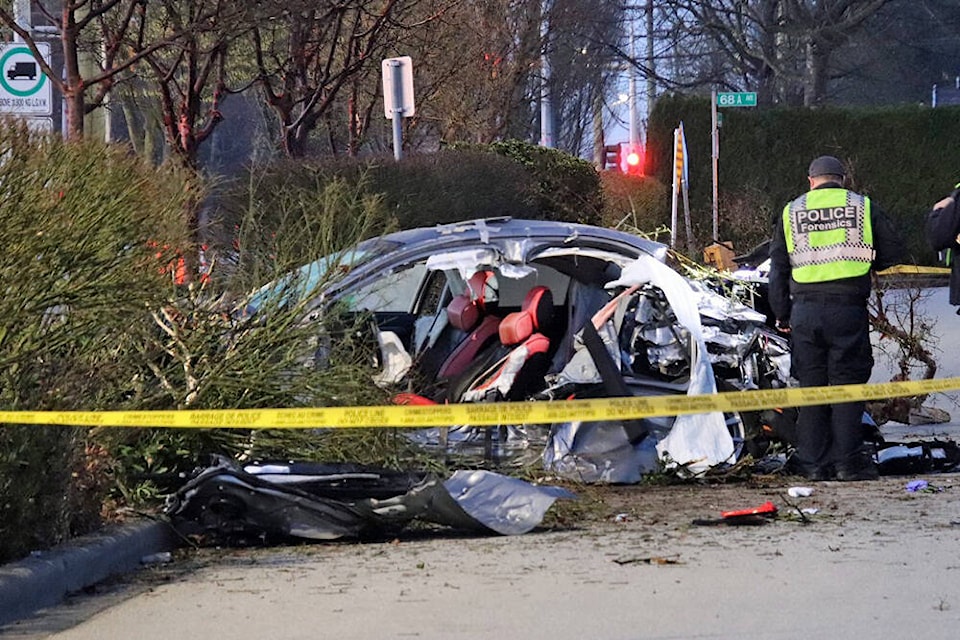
[
  {"left": 246, "top": 240, "right": 402, "bottom": 312},
  {"left": 345, "top": 261, "right": 429, "bottom": 312}
]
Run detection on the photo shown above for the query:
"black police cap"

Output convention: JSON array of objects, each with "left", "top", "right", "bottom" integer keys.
[{"left": 808, "top": 155, "right": 845, "bottom": 178}]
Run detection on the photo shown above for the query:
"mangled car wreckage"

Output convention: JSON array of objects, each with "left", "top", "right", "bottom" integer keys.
[
  {"left": 247, "top": 218, "right": 792, "bottom": 481},
  {"left": 168, "top": 218, "right": 960, "bottom": 542}
]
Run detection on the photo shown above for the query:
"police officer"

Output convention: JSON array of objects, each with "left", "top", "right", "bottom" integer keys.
[
  {"left": 768, "top": 155, "right": 903, "bottom": 481},
  {"left": 925, "top": 184, "right": 960, "bottom": 308}
]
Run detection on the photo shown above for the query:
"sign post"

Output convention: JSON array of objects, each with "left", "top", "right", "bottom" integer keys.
[
  {"left": 0, "top": 42, "right": 52, "bottom": 118},
  {"left": 711, "top": 90, "right": 758, "bottom": 241},
  {"left": 382, "top": 56, "right": 415, "bottom": 161},
  {"left": 711, "top": 91, "right": 719, "bottom": 242}
]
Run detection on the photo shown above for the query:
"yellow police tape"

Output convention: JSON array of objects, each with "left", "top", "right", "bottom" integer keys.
[
  {"left": 3, "top": 376, "right": 960, "bottom": 430},
  {"left": 878, "top": 264, "right": 950, "bottom": 276}
]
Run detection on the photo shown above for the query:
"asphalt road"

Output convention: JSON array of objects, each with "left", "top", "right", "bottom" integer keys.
[{"left": 6, "top": 466, "right": 960, "bottom": 640}]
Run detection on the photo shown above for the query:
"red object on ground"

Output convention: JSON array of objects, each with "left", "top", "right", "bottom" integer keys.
[{"left": 720, "top": 501, "right": 778, "bottom": 520}]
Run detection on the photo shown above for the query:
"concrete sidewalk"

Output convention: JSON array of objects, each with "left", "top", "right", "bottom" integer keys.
[{"left": 0, "top": 519, "right": 179, "bottom": 627}]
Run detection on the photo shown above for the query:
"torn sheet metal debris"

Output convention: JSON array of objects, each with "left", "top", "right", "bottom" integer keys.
[{"left": 165, "top": 457, "right": 574, "bottom": 544}]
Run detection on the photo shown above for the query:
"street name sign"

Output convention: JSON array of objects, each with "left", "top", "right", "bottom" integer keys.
[
  {"left": 0, "top": 42, "right": 52, "bottom": 116},
  {"left": 716, "top": 91, "right": 757, "bottom": 108}
]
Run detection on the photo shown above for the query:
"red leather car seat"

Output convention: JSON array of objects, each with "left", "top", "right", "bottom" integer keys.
[
  {"left": 436, "top": 270, "right": 501, "bottom": 380},
  {"left": 461, "top": 285, "right": 554, "bottom": 402}
]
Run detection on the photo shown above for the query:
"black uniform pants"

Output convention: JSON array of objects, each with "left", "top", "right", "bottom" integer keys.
[{"left": 790, "top": 298, "right": 873, "bottom": 471}]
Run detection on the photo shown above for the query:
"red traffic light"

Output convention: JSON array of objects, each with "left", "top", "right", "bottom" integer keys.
[{"left": 619, "top": 142, "right": 644, "bottom": 175}]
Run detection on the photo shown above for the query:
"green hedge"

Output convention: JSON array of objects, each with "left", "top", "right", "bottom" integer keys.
[
  {"left": 0, "top": 124, "right": 195, "bottom": 563},
  {"left": 0, "top": 125, "right": 404, "bottom": 564},
  {"left": 215, "top": 142, "right": 604, "bottom": 258},
  {"left": 598, "top": 172, "right": 671, "bottom": 242}
]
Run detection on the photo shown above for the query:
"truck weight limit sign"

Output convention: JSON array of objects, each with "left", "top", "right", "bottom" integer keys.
[{"left": 0, "top": 43, "right": 52, "bottom": 116}]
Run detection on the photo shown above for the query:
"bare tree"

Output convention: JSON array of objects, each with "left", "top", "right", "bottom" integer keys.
[
  {"left": 663, "top": 1, "right": 796, "bottom": 104},
  {"left": 643, "top": 1, "right": 899, "bottom": 106},
  {"left": 127, "top": 0, "right": 254, "bottom": 169},
  {"left": 782, "top": 0, "right": 893, "bottom": 106},
  {"left": 388, "top": 0, "right": 625, "bottom": 154},
  {"left": 544, "top": 0, "right": 624, "bottom": 155},
  {"left": 250, "top": 0, "right": 425, "bottom": 158},
  {"left": 399, "top": 0, "right": 542, "bottom": 146}
]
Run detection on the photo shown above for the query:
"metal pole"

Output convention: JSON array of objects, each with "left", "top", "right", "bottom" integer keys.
[
  {"left": 13, "top": 0, "right": 30, "bottom": 43},
  {"left": 540, "top": 0, "right": 553, "bottom": 148},
  {"left": 711, "top": 89, "right": 719, "bottom": 242},
  {"left": 645, "top": 0, "right": 655, "bottom": 122},
  {"left": 390, "top": 61, "right": 404, "bottom": 161},
  {"left": 628, "top": 24, "right": 637, "bottom": 145},
  {"left": 592, "top": 91, "right": 604, "bottom": 169}
]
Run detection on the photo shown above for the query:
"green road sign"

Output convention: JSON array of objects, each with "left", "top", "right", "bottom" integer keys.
[{"left": 716, "top": 91, "right": 757, "bottom": 108}]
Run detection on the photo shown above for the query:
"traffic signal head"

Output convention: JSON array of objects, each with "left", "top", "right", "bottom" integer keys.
[
  {"left": 604, "top": 144, "right": 621, "bottom": 171},
  {"left": 620, "top": 142, "right": 644, "bottom": 175}
]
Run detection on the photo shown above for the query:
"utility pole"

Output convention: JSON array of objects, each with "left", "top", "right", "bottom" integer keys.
[
  {"left": 539, "top": 0, "right": 554, "bottom": 148},
  {"left": 628, "top": 23, "right": 638, "bottom": 146},
  {"left": 593, "top": 90, "right": 605, "bottom": 169},
  {"left": 12, "top": 0, "right": 29, "bottom": 43},
  {"left": 645, "top": 0, "right": 655, "bottom": 121}
]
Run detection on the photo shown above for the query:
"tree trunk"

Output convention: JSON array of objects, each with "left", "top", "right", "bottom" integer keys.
[
  {"left": 65, "top": 90, "right": 85, "bottom": 141},
  {"left": 592, "top": 90, "right": 604, "bottom": 170},
  {"left": 803, "top": 39, "right": 828, "bottom": 107}
]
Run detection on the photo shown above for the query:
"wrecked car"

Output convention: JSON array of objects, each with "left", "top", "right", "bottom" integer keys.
[
  {"left": 169, "top": 220, "right": 959, "bottom": 547},
  {"left": 243, "top": 218, "right": 797, "bottom": 483}
]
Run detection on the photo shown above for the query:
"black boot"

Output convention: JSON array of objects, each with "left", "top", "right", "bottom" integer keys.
[
  {"left": 785, "top": 454, "right": 833, "bottom": 481},
  {"left": 835, "top": 448, "right": 879, "bottom": 481}
]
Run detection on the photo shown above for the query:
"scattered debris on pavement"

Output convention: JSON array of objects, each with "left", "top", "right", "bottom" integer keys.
[{"left": 165, "top": 456, "right": 575, "bottom": 545}]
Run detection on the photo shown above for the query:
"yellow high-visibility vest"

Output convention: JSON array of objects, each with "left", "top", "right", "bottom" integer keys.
[{"left": 783, "top": 188, "right": 874, "bottom": 283}]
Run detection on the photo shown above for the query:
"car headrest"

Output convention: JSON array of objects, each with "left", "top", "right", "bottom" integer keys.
[
  {"left": 498, "top": 286, "right": 553, "bottom": 346},
  {"left": 446, "top": 294, "right": 479, "bottom": 331},
  {"left": 524, "top": 286, "right": 554, "bottom": 330},
  {"left": 447, "top": 270, "right": 497, "bottom": 331},
  {"left": 466, "top": 270, "right": 496, "bottom": 312}
]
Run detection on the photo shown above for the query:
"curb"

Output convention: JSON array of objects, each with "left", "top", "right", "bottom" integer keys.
[{"left": 0, "top": 518, "right": 179, "bottom": 627}]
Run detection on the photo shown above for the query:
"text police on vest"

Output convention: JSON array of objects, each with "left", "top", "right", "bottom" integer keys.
[{"left": 796, "top": 206, "right": 859, "bottom": 233}]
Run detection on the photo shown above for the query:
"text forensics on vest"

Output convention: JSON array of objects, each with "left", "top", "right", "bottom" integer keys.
[{"left": 795, "top": 205, "right": 860, "bottom": 234}]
